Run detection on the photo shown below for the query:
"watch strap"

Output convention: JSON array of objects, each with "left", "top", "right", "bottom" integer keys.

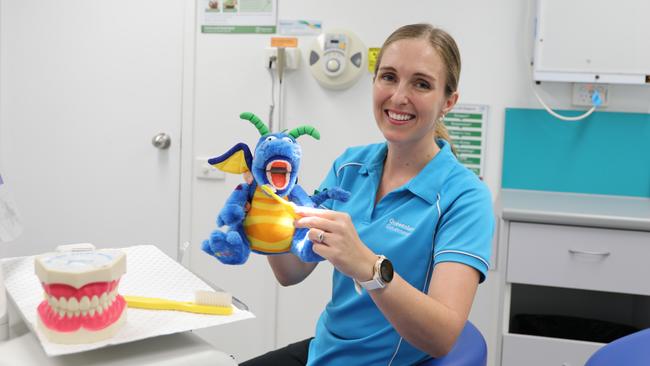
[{"left": 354, "top": 255, "right": 387, "bottom": 294}]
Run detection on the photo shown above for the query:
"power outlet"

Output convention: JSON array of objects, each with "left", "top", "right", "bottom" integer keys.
[
  {"left": 265, "top": 47, "right": 301, "bottom": 70},
  {"left": 572, "top": 83, "right": 609, "bottom": 107}
]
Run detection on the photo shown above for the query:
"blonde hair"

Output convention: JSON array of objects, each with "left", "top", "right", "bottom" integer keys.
[{"left": 374, "top": 24, "right": 460, "bottom": 154}]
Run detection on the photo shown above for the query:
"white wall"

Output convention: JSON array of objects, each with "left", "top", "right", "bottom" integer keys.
[
  {"left": 1, "top": 0, "right": 649, "bottom": 363},
  {"left": 187, "top": 0, "right": 650, "bottom": 364}
]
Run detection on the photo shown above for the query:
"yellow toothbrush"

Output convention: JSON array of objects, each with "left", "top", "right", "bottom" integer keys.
[
  {"left": 124, "top": 291, "right": 233, "bottom": 315},
  {"left": 260, "top": 184, "right": 300, "bottom": 218}
]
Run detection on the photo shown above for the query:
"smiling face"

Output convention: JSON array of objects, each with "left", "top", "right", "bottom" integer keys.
[{"left": 373, "top": 37, "right": 457, "bottom": 149}]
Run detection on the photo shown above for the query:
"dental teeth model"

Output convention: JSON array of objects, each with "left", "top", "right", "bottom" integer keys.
[{"left": 34, "top": 249, "right": 127, "bottom": 344}]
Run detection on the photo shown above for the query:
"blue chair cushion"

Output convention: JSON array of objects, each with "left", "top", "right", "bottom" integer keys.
[
  {"left": 418, "top": 321, "right": 487, "bottom": 366},
  {"left": 585, "top": 328, "right": 650, "bottom": 366}
]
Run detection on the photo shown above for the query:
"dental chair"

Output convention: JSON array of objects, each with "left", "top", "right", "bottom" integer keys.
[
  {"left": 418, "top": 321, "right": 487, "bottom": 366},
  {"left": 585, "top": 327, "right": 650, "bottom": 366}
]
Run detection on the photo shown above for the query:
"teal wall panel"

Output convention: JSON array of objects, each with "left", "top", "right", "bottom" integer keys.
[{"left": 502, "top": 108, "right": 650, "bottom": 198}]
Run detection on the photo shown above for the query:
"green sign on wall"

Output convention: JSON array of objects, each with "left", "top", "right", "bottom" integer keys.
[
  {"left": 201, "top": 0, "right": 277, "bottom": 34},
  {"left": 443, "top": 104, "right": 488, "bottom": 178}
]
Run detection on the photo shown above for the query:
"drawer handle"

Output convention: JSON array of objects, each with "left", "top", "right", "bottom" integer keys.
[{"left": 568, "top": 249, "right": 611, "bottom": 257}]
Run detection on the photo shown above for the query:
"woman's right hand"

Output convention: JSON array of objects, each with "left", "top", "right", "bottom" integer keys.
[{"left": 294, "top": 207, "right": 377, "bottom": 283}]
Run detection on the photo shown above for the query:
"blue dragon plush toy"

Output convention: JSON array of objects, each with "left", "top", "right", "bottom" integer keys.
[{"left": 202, "top": 112, "right": 350, "bottom": 265}]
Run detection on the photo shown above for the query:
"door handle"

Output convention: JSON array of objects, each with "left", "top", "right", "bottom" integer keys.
[
  {"left": 151, "top": 133, "right": 171, "bottom": 149},
  {"left": 568, "top": 249, "right": 611, "bottom": 257}
]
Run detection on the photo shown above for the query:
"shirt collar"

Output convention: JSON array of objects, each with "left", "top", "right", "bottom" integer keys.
[
  {"left": 406, "top": 139, "right": 456, "bottom": 204},
  {"left": 362, "top": 140, "right": 456, "bottom": 205},
  {"left": 359, "top": 142, "right": 388, "bottom": 175}
]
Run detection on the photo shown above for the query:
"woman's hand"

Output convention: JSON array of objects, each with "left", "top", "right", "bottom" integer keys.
[{"left": 294, "top": 207, "right": 377, "bottom": 282}]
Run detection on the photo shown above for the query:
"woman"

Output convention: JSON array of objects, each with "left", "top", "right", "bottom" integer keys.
[{"left": 243, "top": 23, "right": 494, "bottom": 366}]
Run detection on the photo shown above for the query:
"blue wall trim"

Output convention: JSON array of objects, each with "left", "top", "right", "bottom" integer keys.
[{"left": 502, "top": 108, "right": 650, "bottom": 198}]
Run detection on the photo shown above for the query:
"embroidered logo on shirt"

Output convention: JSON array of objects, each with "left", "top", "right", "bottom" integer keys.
[{"left": 385, "top": 218, "right": 414, "bottom": 236}]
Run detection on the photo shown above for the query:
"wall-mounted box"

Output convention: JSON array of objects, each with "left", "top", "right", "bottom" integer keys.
[{"left": 533, "top": 0, "right": 650, "bottom": 85}]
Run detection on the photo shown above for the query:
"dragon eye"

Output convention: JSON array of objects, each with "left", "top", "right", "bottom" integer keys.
[
  {"left": 265, "top": 136, "right": 277, "bottom": 142},
  {"left": 281, "top": 137, "right": 294, "bottom": 143}
]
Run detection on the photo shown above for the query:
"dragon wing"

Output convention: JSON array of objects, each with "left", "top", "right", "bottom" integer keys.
[{"left": 208, "top": 142, "right": 253, "bottom": 174}]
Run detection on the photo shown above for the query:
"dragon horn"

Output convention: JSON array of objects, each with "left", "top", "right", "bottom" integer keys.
[
  {"left": 239, "top": 112, "right": 270, "bottom": 136},
  {"left": 288, "top": 125, "right": 321, "bottom": 140}
]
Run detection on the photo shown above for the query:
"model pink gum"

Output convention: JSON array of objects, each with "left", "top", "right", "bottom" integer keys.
[
  {"left": 37, "top": 280, "right": 126, "bottom": 332},
  {"left": 42, "top": 280, "right": 120, "bottom": 301}
]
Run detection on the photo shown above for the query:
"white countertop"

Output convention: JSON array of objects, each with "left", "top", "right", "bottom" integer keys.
[
  {"left": 499, "top": 189, "right": 650, "bottom": 232},
  {"left": 0, "top": 331, "right": 237, "bottom": 366}
]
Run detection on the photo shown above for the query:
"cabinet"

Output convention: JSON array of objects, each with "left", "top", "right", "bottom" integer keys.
[{"left": 497, "top": 190, "right": 650, "bottom": 366}]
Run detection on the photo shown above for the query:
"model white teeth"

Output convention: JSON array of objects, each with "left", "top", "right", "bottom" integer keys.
[
  {"left": 68, "top": 297, "right": 79, "bottom": 312},
  {"left": 48, "top": 296, "right": 58, "bottom": 309},
  {"left": 80, "top": 296, "right": 90, "bottom": 311},
  {"left": 59, "top": 297, "right": 67, "bottom": 310},
  {"left": 47, "top": 291, "right": 118, "bottom": 315},
  {"left": 388, "top": 111, "right": 413, "bottom": 121}
]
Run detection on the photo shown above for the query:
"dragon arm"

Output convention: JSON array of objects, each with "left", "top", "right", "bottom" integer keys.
[
  {"left": 311, "top": 187, "right": 350, "bottom": 207},
  {"left": 217, "top": 183, "right": 253, "bottom": 227}
]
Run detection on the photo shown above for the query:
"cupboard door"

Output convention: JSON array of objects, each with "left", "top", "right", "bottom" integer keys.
[{"left": 502, "top": 334, "right": 602, "bottom": 366}]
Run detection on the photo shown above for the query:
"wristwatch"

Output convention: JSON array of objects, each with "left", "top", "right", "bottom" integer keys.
[{"left": 354, "top": 255, "right": 394, "bottom": 294}]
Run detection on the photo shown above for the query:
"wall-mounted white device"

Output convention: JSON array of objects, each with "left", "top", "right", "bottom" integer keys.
[
  {"left": 308, "top": 30, "right": 367, "bottom": 90},
  {"left": 533, "top": 0, "right": 650, "bottom": 85}
]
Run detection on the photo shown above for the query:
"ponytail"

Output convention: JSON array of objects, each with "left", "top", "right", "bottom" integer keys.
[{"left": 435, "top": 119, "right": 456, "bottom": 155}]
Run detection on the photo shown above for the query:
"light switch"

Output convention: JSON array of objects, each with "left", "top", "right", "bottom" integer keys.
[{"left": 195, "top": 157, "right": 225, "bottom": 181}]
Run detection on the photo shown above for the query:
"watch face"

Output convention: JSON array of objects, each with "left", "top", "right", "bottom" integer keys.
[{"left": 379, "top": 259, "right": 394, "bottom": 283}]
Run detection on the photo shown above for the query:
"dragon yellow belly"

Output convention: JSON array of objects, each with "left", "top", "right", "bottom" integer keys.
[{"left": 244, "top": 186, "right": 295, "bottom": 253}]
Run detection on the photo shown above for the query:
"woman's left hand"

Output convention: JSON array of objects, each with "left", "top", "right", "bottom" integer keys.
[{"left": 294, "top": 207, "right": 377, "bottom": 281}]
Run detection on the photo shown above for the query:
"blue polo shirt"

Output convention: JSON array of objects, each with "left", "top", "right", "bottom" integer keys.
[{"left": 307, "top": 140, "right": 494, "bottom": 366}]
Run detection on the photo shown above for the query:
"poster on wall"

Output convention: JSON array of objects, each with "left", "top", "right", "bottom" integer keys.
[
  {"left": 442, "top": 104, "right": 488, "bottom": 179},
  {"left": 278, "top": 20, "right": 322, "bottom": 36},
  {"left": 201, "top": 0, "right": 277, "bottom": 34}
]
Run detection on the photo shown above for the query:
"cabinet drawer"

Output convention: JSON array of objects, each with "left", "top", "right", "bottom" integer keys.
[
  {"left": 507, "top": 222, "right": 650, "bottom": 295},
  {"left": 502, "top": 333, "right": 602, "bottom": 366}
]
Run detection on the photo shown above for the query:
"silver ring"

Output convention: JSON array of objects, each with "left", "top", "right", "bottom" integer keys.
[{"left": 317, "top": 231, "right": 325, "bottom": 243}]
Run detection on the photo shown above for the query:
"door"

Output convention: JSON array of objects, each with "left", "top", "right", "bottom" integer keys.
[{"left": 0, "top": 0, "right": 186, "bottom": 258}]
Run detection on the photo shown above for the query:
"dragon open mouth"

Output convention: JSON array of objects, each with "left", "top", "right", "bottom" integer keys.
[{"left": 266, "top": 160, "right": 292, "bottom": 190}]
